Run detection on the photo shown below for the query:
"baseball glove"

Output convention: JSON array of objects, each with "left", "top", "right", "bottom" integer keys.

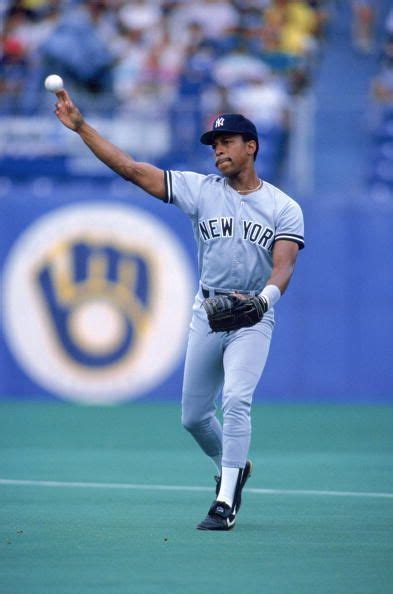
[{"left": 202, "top": 293, "right": 268, "bottom": 333}]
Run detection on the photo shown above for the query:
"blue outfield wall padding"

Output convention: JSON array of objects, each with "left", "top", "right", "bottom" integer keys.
[{"left": 1, "top": 180, "right": 392, "bottom": 404}]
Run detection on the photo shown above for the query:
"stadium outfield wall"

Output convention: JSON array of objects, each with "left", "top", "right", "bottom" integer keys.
[{"left": 1, "top": 178, "right": 392, "bottom": 404}]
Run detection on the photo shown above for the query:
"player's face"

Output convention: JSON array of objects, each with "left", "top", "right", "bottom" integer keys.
[{"left": 212, "top": 134, "right": 254, "bottom": 176}]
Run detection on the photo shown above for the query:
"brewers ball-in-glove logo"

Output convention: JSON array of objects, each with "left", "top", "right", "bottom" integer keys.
[
  {"left": 2, "top": 203, "right": 194, "bottom": 404},
  {"left": 37, "top": 241, "right": 150, "bottom": 368}
]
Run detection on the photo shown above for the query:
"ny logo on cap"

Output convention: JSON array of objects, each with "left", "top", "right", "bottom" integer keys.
[{"left": 215, "top": 117, "right": 225, "bottom": 128}]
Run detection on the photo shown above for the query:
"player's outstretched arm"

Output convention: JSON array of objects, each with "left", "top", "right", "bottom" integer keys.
[{"left": 54, "top": 90, "right": 166, "bottom": 200}]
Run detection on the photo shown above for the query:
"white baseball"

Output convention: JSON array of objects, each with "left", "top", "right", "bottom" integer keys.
[{"left": 44, "top": 74, "right": 64, "bottom": 93}]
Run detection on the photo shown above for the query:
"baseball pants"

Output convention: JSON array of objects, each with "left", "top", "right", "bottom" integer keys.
[{"left": 181, "top": 290, "right": 275, "bottom": 468}]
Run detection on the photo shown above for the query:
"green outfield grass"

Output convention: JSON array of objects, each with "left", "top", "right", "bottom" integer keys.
[{"left": 1, "top": 402, "right": 393, "bottom": 594}]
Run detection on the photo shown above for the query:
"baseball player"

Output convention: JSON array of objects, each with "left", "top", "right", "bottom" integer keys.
[{"left": 53, "top": 90, "right": 304, "bottom": 531}]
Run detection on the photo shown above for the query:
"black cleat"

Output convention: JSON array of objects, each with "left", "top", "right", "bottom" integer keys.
[
  {"left": 234, "top": 459, "right": 252, "bottom": 514},
  {"left": 197, "top": 460, "right": 253, "bottom": 531},
  {"left": 197, "top": 500, "right": 236, "bottom": 531}
]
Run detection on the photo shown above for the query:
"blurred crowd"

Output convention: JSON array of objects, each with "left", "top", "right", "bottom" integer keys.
[
  {"left": 0, "top": 0, "right": 328, "bottom": 120},
  {"left": 2, "top": 1, "right": 392, "bottom": 191}
]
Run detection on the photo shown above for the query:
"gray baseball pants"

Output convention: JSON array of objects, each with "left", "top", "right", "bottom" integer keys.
[{"left": 181, "top": 290, "right": 274, "bottom": 468}]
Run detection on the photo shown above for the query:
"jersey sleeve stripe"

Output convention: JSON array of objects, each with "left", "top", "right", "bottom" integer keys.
[
  {"left": 274, "top": 234, "right": 305, "bottom": 249},
  {"left": 164, "top": 170, "right": 173, "bottom": 204},
  {"left": 275, "top": 232, "right": 304, "bottom": 240}
]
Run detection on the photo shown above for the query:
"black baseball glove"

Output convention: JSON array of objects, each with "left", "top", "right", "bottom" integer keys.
[{"left": 202, "top": 293, "right": 269, "bottom": 333}]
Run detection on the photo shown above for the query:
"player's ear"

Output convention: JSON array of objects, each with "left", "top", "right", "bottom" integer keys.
[{"left": 246, "top": 140, "right": 257, "bottom": 158}]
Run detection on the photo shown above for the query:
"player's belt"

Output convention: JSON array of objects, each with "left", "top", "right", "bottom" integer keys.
[
  {"left": 202, "top": 288, "right": 230, "bottom": 298},
  {"left": 201, "top": 287, "right": 257, "bottom": 298}
]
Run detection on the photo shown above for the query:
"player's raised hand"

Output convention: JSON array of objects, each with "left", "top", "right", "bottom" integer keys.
[{"left": 54, "top": 90, "right": 84, "bottom": 132}]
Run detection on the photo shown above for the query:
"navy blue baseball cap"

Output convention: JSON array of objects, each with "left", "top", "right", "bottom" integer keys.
[{"left": 200, "top": 114, "right": 259, "bottom": 150}]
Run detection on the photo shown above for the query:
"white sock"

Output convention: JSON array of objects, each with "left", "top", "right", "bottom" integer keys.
[
  {"left": 210, "top": 454, "right": 222, "bottom": 474},
  {"left": 217, "top": 466, "right": 241, "bottom": 508}
]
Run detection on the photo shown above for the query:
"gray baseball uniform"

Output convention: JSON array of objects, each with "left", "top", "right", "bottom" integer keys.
[{"left": 165, "top": 170, "right": 304, "bottom": 468}]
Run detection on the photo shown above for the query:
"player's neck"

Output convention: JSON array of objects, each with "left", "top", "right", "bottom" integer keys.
[{"left": 228, "top": 171, "right": 261, "bottom": 194}]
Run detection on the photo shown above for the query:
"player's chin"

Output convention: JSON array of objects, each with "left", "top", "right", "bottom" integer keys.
[{"left": 216, "top": 160, "right": 234, "bottom": 174}]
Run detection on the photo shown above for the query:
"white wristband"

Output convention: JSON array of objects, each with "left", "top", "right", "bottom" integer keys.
[{"left": 259, "top": 284, "right": 281, "bottom": 310}]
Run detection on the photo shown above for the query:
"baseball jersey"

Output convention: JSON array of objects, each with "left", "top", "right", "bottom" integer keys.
[{"left": 164, "top": 171, "right": 304, "bottom": 293}]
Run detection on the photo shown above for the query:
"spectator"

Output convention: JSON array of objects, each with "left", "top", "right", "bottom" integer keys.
[
  {"left": 40, "top": 0, "right": 116, "bottom": 112},
  {"left": 351, "top": 0, "right": 375, "bottom": 54},
  {"left": 0, "top": 36, "right": 29, "bottom": 114},
  {"left": 213, "top": 42, "right": 271, "bottom": 87},
  {"left": 170, "top": 0, "right": 239, "bottom": 43},
  {"left": 229, "top": 72, "right": 290, "bottom": 130},
  {"left": 111, "top": 15, "right": 153, "bottom": 111},
  {"left": 371, "top": 37, "right": 393, "bottom": 106},
  {"left": 228, "top": 69, "right": 291, "bottom": 181},
  {"left": 262, "top": 0, "right": 319, "bottom": 57},
  {"left": 118, "top": 0, "right": 162, "bottom": 41},
  {"left": 172, "top": 40, "right": 216, "bottom": 154},
  {"left": 0, "top": 7, "right": 32, "bottom": 113}
]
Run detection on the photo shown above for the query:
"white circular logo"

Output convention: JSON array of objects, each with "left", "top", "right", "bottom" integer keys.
[{"left": 2, "top": 203, "right": 195, "bottom": 404}]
